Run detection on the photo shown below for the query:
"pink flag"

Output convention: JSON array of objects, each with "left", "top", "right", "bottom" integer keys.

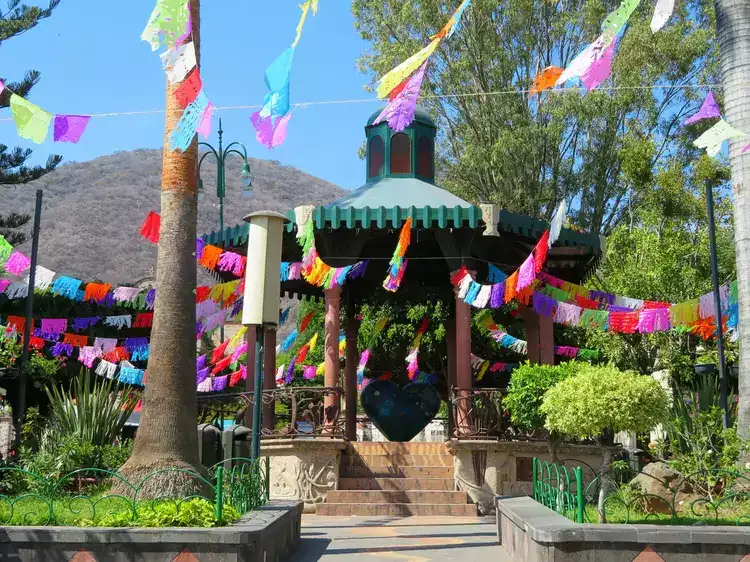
[
  {"left": 516, "top": 253, "right": 536, "bottom": 291},
  {"left": 196, "top": 101, "right": 214, "bottom": 138},
  {"left": 684, "top": 91, "right": 721, "bottom": 125},
  {"left": 373, "top": 61, "right": 428, "bottom": 132},
  {"left": 741, "top": 142, "right": 750, "bottom": 154},
  {"left": 4, "top": 251, "right": 31, "bottom": 275},
  {"left": 581, "top": 38, "right": 616, "bottom": 92},
  {"left": 271, "top": 113, "right": 293, "bottom": 147},
  {"left": 53, "top": 115, "right": 91, "bottom": 143}
]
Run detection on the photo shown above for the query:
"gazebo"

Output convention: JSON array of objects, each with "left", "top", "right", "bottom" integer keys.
[{"left": 202, "top": 106, "right": 603, "bottom": 441}]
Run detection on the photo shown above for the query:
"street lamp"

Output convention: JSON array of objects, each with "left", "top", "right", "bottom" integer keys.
[{"left": 199, "top": 118, "right": 253, "bottom": 341}]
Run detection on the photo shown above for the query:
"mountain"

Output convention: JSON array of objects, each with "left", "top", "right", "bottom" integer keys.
[{"left": 0, "top": 149, "right": 345, "bottom": 284}]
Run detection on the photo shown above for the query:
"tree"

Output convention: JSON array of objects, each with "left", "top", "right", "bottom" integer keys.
[
  {"left": 352, "top": 0, "right": 718, "bottom": 234},
  {"left": 0, "top": 1, "right": 63, "bottom": 240},
  {"left": 119, "top": 0, "right": 202, "bottom": 496},
  {"left": 541, "top": 364, "right": 670, "bottom": 520},
  {"left": 713, "top": 0, "right": 750, "bottom": 446},
  {"left": 502, "top": 361, "right": 578, "bottom": 462}
]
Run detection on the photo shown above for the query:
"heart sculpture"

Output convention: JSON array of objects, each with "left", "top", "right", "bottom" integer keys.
[{"left": 360, "top": 380, "right": 441, "bottom": 442}]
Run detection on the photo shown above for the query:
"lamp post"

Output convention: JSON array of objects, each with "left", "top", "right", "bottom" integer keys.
[{"left": 198, "top": 118, "right": 253, "bottom": 341}]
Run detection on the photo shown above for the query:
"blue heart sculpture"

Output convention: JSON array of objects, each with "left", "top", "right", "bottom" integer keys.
[{"left": 360, "top": 380, "right": 441, "bottom": 442}]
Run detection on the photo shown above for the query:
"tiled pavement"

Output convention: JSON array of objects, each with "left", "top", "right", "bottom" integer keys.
[{"left": 288, "top": 515, "right": 499, "bottom": 562}]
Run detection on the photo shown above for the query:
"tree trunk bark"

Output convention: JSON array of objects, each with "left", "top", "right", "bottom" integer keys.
[
  {"left": 597, "top": 442, "right": 612, "bottom": 523},
  {"left": 547, "top": 432, "right": 562, "bottom": 464},
  {"left": 118, "top": 0, "right": 203, "bottom": 498},
  {"left": 714, "top": 0, "right": 750, "bottom": 444}
]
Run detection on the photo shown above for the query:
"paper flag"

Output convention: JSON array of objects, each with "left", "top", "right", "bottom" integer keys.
[
  {"left": 548, "top": 200, "right": 568, "bottom": 247},
  {"left": 141, "top": 0, "right": 191, "bottom": 51},
  {"left": 196, "top": 101, "right": 215, "bottom": 138},
  {"left": 556, "top": 36, "right": 605, "bottom": 86},
  {"left": 601, "top": 0, "right": 641, "bottom": 42},
  {"left": 0, "top": 80, "right": 4, "bottom": 94},
  {"left": 169, "top": 90, "right": 210, "bottom": 151},
  {"left": 693, "top": 119, "right": 746, "bottom": 157},
  {"left": 434, "top": 0, "right": 472, "bottom": 39},
  {"left": 581, "top": 37, "right": 617, "bottom": 91},
  {"left": 10, "top": 94, "right": 52, "bottom": 144},
  {"left": 292, "top": 0, "right": 317, "bottom": 47},
  {"left": 262, "top": 47, "right": 295, "bottom": 117},
  {"left": 271, "top": 113, "right": 293, "bottom": 147},
  {"left": 650, "top": 0, "right": 675, "bottom": 32},
  {"left": 174, "top": 69, "right": 203, "bottom": 108},
  {"left": 373, "top": 61, "right": 428, "bottom": 132},
  {"left": 741, "top": 142, "right": 750, "bottom": 154},
  {"left": 377, "top": 38, "right": 440, "bottom": 99},
  {"left": 529, "top": 66, "right": 563, "bottom": 95},
  {"left": 53, "top": 115, "right": 91, "bottom": 143},
  {"left": 684, "top": 91, "right": 721, "bottom": 125},
  {"left": 162, "top": 42, "right": 197, "bottom": 84}
]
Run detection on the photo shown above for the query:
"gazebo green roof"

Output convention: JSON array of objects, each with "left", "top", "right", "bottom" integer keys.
[{"left": 326, "top": 177, "right": 473, "bottom": 211}]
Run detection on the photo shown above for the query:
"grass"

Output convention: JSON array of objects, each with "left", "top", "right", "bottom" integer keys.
[{"left": 582, "top": 499, "right": 750, "bottom": 526}]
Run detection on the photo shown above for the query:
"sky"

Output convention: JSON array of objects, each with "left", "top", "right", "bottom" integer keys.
[{"left": 1, "top": 1, "right": 380, "bottom": 190}]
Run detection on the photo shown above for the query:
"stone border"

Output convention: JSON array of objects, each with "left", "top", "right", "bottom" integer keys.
[
  {"left": 496, "top": 496, "right": 750, "bottom": 561},
  {"left": 0, "top": 500, "right": 302, "bottom": 562}
]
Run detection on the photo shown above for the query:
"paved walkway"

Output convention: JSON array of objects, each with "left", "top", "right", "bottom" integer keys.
[{"left": 289, "top": 515, "right": 499, "bottom": 562}]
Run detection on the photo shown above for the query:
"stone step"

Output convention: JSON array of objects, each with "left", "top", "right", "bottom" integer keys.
[
  {"left": 339, "top": 465, "right": 454, "bottom": 478},
  {"left": 341, "top": 454, "right": 453, "bottom": 467},
  {"left": 316, "top": 502, "right": 478, "bottom": 517},
  {"left": 338, "top": 477, "right": 454, "bottom": 491},
  {"left": 327, "top": 490, "right": 468, "bottom": 504},
  {"left": 348, "top": 442, "right": 448, "bottom": 455}
]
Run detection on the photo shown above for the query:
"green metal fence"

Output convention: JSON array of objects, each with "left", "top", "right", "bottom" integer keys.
[
  {"left": 531, "top": 457, "right": 585, "bottom": 523},
  {"left": 531, "top": 458, "right": 750, "bottom": 526},
  {"left": 0, "top": 456, "right": 269, "bottom": 526}
]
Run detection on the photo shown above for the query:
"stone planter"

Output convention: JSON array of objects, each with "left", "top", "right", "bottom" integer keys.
[{"left": 0, "top": 416, "right": 14, "bottom": 461}]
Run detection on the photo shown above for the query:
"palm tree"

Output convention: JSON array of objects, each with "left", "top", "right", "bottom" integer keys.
[
  {"left": 119, "top": 0, "right": 203, "bottom": 496},
  {"left": 714, "top": 0, "right": 750, "bottom": 442}
]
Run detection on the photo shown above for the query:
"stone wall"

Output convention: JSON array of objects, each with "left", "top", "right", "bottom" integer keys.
[
  {"left": 0, "top": 416, "right": 13, "bottom": 460},
  {"left": 259, "top": 438, "right": 347, "bottom": 513},
  {"left": 0, "top": 501, "right": 302, "bottom": 562},
  {"left": 446, "top": 439, "right": 616, "bottom": 515},
  {"left": 497, "top": 496, "right": 750, "bottom": 562}
]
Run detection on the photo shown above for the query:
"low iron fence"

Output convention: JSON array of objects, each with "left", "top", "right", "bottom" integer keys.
[
  {"left": 0, "top": 456, "right": 269, "bottom": 526},
  {"left": 449, "top": 387, "right": 543, "bottom": 440},
  {"left": 198, "top": 386, "right": 345, "bottom": 438},
  {"left": 531, "top": 458, "right": 750, "bottom": 526}
]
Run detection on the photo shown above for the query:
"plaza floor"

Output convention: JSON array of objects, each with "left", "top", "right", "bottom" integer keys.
[{"left": 288, "top": 514, "right": 499, "bottom": 562}]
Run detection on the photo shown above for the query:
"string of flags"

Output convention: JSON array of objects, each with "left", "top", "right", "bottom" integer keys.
[
  {"left": 373, "top": 1, "right": 471, "bottom": 132},
  {"left": 357, "top": 317, "right": 389, "bottom": 388},
  {"left": 470, "top": 354, "right": 517, "bottom": 382},
  {"left": 251, "top": 0, "right": 319, "bottom": 148},
  {"left": 383, "top": 218, "right": 412, "bottom": 292},
  {"left": 196, "top": 327, "right": 248, "bottom": 392},
  {"left": 683, "top": 90, "right": 750, "bottom": 156},
  {"left": 406, "top": 317, "right": 429, "bottom": 380},
  {"left": 297, "top": 220, "right": 368, "bottom": 288},
  {"left": 142, "top": 0, "right": 215, "bottom": 151},
  {"left": 451, "top": 201, "right": 566, "bottom": 309}
]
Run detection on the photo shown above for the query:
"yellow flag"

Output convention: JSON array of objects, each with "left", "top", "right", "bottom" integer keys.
[
  {"left": 377, "top": 38, "right": 440, "bottom": 99},
  {"left": 292, "top": 0, "right": 317, "bottom": 47},
  {"left": 10, "top": 94, "right": 51, "bottom": 144},
  {"left": 308, "top": 332, "right": 319, "bottom": 351},
  {"left": 374, "top": 317, "right": 389, "bottom": 333},
  {"left": 229, "top": 326, "right": 247, "bottom": 350}
]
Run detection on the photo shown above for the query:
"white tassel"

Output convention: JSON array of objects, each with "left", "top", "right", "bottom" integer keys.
[
  {"left": 473, "top": 285, "right": 492, "bottom": 309},
  {"left": 548, "top": 200, "right": 568, "bottom": 248},
  {"left": 457, "top": 275, "right": 472, "bottom": 299}
]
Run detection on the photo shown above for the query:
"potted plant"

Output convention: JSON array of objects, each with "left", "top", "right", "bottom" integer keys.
[{"left": 694, "top": 349, "right": 718, "bottom": 376}]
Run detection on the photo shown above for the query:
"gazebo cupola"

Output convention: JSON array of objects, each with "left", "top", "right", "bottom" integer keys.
[{"left": 365, "top": 107, "right": 437, "bottom": 184}]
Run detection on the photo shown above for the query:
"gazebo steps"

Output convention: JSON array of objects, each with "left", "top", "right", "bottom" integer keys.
[
  {"left": 339, "top": 465, "right": 454, "bottom": 478},
  {"left": 319, "top": 442, "right": 476, "bottom": 517},
  {"left": 341, "top": 454, "right": 453, "bottom": 467},
  {"left": 316, "top": 502, "right": 478, "bottom": 517},
  {"left": 339, "top": 477, "right": 454, "bottom": 491},
  {"left": 327, "top": 490, "right": 467, "bottom": 504}
]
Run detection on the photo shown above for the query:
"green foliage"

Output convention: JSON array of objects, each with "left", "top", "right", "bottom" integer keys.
[
  {"left": 45, "top": 373, "right": 139, "bottom": 446},
  {"left": 0, "top": 337, "right": 62, "bottom": 387},
  {"left": 503, "top": 362, "right": 579, "bottom": 432},
  {"left": 541, "top": 365, "right": 670, "bottom": 438},
  {"left": 18, "top": 438, "right": 133, "bottom": 482},
  {"left": 93, "top": 499, "right": 240, "bottom": 528}
]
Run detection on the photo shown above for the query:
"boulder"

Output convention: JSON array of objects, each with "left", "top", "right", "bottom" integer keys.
[{"left": 628, "top": 462, "right": 695, "bottom": 514}]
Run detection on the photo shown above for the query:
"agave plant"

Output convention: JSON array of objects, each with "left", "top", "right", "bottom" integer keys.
[{"left": 45, "top": 372, "right": 140, "bottom": 446}]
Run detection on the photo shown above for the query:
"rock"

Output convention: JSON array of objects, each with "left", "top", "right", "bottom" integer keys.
[{"left": 628, "top": 462, "right": 695, "bottom": 514}]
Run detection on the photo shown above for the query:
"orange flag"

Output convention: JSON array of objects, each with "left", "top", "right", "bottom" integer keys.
[{"left": 529, "top": 66, "right": 563, "bottom": 96}]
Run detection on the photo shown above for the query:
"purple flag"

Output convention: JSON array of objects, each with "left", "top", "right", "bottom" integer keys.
[
  {"left": 373, "top": 61, "right": 429, "bottom": 132},
  {"left": 53, "top": 115, "right": 91, "bottom": 143},
  {"left": 684, "top": 92, "right": 721, "bottom": 125},
  {"left": 581, "top": 38, "right": 616, "bottom": 92}
]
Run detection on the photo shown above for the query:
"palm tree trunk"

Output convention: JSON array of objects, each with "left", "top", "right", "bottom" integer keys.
[
  {"left": 119, "top": 0, "right": 203, "bottom": 497},
  {"left": 714, "top": 0, "right": 750, "bottom": 444}
]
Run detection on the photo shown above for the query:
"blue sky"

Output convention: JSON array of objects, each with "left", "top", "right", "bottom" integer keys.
[{"left": 1, "top": 1, "right": 378, "bottom": 190}]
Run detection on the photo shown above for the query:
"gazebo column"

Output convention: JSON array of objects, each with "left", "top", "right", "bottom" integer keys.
[
  {"left": 522, "top": 307, "right": 554, "bottom": 365},
  {"left": 455, "top": 293, "right": 472, "bottom": 436},
  {"left": 444, "top": 316, "right": 457, "bottom": 437},
  {"left": 324, "top": 286, "right": 342, "bottom": 431},
  {"left": 344, "top": 312, "right": 360, "bottom": 441},
  {"left": 262, "top": 326, "right": 276, "bottom": 431}
]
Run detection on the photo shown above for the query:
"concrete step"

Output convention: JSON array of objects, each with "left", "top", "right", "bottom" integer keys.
[
  {"left": 327, "top": 490, "right": 468, "bottom": 504},
  {"left": 348, "top": 442, "right": 448, "bottom": 455},
  {"left": 338, "top": 477, "right": 454, "bottom": 491},
  {"left": 339, "top": 465, "right": 454, "bottom": 478},
  {"left": 316, "top": 502, "right": 478, "bottom": 517},
  {"left": 341, "top": 454, "right": 453, "bottom": 467}
]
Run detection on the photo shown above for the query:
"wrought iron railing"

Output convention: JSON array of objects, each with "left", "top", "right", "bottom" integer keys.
[
  {"left": 531, "top": 459, "right": 750, "bottom": 526},
  {"left": 449, "top": 387, "right": 543, "bottom": 440},
  {"left": 198, "top": 386, "right": 345, "bottom": 439},
  {"left": 0, "top": 457, "right": 268, "bottom": 526}
]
